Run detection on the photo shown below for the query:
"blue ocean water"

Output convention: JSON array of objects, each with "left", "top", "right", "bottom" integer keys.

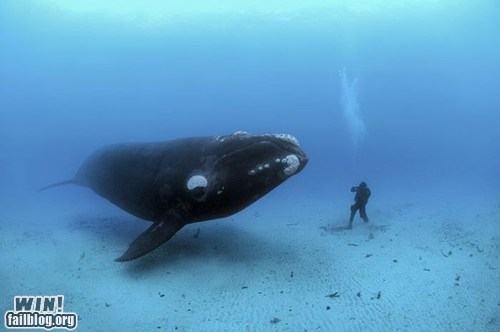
[
  {"left": 1, "top": 1, "right": 499, "bottom": 331},
  {"left": 1, "top": 1, "right": 500, "bottom": 201}
]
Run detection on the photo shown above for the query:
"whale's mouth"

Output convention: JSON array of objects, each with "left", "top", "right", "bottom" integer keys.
[{"left": 215, "top": 131, "right": 307, "bottom": 177}]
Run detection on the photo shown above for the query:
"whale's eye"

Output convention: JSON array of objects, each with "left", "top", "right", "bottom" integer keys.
[{"left": 187, "top": 175, "right": 208, "bottom": 191}]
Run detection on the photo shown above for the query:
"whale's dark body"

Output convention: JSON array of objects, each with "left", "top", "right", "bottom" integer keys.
[{"left": 42, "top": 132, "right": 308, "bottom": 261}]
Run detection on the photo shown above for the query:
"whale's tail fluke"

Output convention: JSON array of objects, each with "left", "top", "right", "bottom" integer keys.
[{"left": 38, "top": 180, "right": 77, "bottom": 192}]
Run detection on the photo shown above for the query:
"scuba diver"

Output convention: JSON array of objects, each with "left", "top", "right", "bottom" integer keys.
[{"left": 348, "top": 182, "right": 371, "bottom": 229}]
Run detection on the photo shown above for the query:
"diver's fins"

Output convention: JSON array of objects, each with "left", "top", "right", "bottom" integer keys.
[{"left": 115, "top": 216, "right": 184, "bottom": 262}]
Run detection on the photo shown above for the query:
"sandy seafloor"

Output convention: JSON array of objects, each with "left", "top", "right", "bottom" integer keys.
[{"left": 1, "top": 188, "right": 499, "bottom": 332}]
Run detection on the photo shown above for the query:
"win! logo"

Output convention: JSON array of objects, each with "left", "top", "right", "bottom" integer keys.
[{"left": 4, "top": 295, "right": 78, "bottom": 330}]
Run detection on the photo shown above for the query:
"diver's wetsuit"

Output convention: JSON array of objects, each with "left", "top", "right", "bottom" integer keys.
[{"left": 349, "top": 183, "right": 371, "bottom": 228}]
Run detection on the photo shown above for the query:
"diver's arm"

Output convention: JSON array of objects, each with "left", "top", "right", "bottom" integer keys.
[{"left": 351, "top": 186, "right": 358, "bottom": 193}]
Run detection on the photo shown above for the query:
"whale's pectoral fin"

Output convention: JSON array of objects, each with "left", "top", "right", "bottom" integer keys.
[{"left": 115, "top": 215, "right": 184, "bottom": 262}]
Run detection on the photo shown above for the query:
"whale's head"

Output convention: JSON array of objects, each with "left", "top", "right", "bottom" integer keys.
[{"left": 184, "top": 131, "right": 308, "bottom": 220}]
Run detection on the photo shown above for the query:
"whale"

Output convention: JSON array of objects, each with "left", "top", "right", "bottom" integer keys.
[{"left": 41, "top": 131, "right": 308, "bottom": 261}]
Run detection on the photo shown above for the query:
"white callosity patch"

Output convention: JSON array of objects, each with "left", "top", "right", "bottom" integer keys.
[
  {"left": 266, "top": 133, "right": 300, "bottom": 146},
  {"left": 187, "top": 175, "right": 208, "bottom": 190},
  {"left": 282, "top": 154, "right": 300, "bottom": 176},
  {"left": 216, "top": 130, "right": 250, "bottom": 142},
  {"left": 217, "top": 186, "right": 224, "bottom": 195},
  {"left": 249, "top": 159, "right": 273, "bottom": 175},
  {"left": 248, "top": 162, "right": 270, "bottom": 176},
  {"left": 233, "top": 130, "right": 249, "bottom": 136}
]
